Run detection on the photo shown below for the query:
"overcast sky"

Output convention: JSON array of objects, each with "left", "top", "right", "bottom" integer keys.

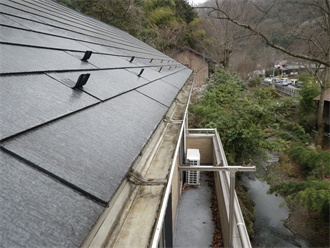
[{"left": 188, "top": 0, "right": 207, "bottom": 6}]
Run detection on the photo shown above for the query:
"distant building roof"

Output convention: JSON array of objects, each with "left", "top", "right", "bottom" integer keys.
[
  {"left": 0, "top": 0, "right": 192, "bottom": 247},
  {"left": 283, "top": 65, "right": 301, "bottom": 70},
  {"left": 173, "top": 46, "right": 214, "bottom": 63},
  {"left": 283, "top": 64, "right": 325, "bottom": 70},
  {"left": 313, "top": 88, "right": 330, "bottom": 102}
]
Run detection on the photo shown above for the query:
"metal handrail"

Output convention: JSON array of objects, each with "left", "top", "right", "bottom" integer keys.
[
  {"left": 178, "top": 165, "right": 255, "bottom": 172},
  {"left": 214, "top": 130, "right": 253, "bottom": 248},
  {"left": 150, "top": 76, "right": 195, "bottom": 248}
]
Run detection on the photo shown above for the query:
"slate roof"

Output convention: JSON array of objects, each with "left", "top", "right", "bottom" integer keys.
[{"left": 0, "top": 0, "right": 192, "bottom": 246}]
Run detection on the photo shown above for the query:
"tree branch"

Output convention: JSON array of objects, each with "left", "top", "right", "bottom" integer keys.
[{"left": 203, "top": 5, "right": 330, "bottom": 67}]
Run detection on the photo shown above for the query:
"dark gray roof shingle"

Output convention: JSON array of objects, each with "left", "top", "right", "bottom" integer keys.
[
  {"left": 1, "top": 151, "right": 104, "bottom": 248},
  {"left": 0, "top": 0, "right": 192, "bottom": 246}
]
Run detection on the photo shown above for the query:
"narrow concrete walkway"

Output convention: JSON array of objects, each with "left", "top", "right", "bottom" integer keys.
[{"left": 173, "top": 173, "right": 214, "bottom": 248}]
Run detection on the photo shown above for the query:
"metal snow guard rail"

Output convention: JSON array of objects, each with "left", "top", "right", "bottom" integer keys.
[{"left": 184, "top": 128, "right": 255, "bottom": 248}]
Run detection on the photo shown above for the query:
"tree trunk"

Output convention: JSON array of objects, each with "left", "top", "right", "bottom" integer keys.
[
  {"left": 317, "top": 65, "right": 329, "bottom": 146},
  {"left": 223, "top": 56, "right": 229, "bottom": 71},
  {"left": 317, "top": 101, "right": 324, "bottom": 147},
  {"left": 223, "top": 49, "right": 231, "bottom": 71}
]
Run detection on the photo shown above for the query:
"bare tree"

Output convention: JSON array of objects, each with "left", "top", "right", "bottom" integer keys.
[
  {"left": 195, "top": 1, "right": 259, "bottom": 73},
  {"left": 199, "top": 17, "right": 255, "bottom": 71},
  {"left": 201, "top": 0, "right": 330, "bottom": 146}
]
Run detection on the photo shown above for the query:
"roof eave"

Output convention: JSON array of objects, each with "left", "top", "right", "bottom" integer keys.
[{"left": 81, "top": 74, "right": 194, "bottom": 248}]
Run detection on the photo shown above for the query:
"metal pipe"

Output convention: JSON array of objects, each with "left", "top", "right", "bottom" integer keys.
[
  {"left": 186, "top": 134, "right": 215, "bottom": 139},
  {"left": 178, "top": 165, "right": 255, "bottom": 172},
  {"left": 187, "top": 128, "right": 216, "bottom": 132}
]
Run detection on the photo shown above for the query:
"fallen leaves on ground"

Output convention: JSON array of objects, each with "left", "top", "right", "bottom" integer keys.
[
  {"left": 180, "top": 172, "right": 224, "bottom": 247},
  {"left": 205, "top": 172, "right": 223, "bottom": 248}
]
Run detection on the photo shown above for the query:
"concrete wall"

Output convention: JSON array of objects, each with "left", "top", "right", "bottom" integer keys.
[
  {"left": 173, "top": 50, "right": 208, "bottom": 87},
  {"left": 186, "top": 137, "right": 214, "bottom": 164}
]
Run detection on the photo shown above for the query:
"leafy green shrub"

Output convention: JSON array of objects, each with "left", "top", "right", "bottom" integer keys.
[
  {"left": 189, "top": 68, "right": 293, "bottom": 163},
  {"left": 147, "top": 7, "right": 175, "bottom": 25},
  {"left": 272, "top": 130, "right": 294, "bottom": 141},
  {"left": 142, "top": 0, "right": 175, "bottom": 12},
  {"left": 295, "top": 73, "right": 320, "bottom": 133},
  {"left": 247, "top": 77, "right": 261, "bottom": 87},
  {"left": 314, "top": 146, "right": 330, "bottom": 176},
  {"left": 278, "top": 154, "right": 296, "bottom": 176},
  {"left": 269, "top": 179, "right": 330, "bottom": 221},
  {"left": 281, "top": 122, "right": 312, "bottom": 144},
  {"left": 288, "top": 145, "right": 330, "bottom": 176},
  {"left": 289, "top": 146, "right": 315, "bottom": 171}
]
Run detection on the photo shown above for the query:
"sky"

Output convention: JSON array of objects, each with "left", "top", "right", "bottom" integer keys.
[{"left": 188, "top": 0, "right": 207, "bottom": 6}]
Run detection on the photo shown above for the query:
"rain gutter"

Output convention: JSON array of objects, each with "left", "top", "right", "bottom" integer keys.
[{"left": 150, "top": 72, "right": 194, "bottom": 248}]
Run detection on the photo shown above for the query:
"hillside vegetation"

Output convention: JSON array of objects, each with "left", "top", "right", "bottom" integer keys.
[
  {"left": 190, "top": 68, "right": 329, "bottom": 240},
  {"left": 56, "top": 0, "right": 202, "bottom": 53},
  {"left": 56, "top": 0, "right": 327, "bottom": 81}
]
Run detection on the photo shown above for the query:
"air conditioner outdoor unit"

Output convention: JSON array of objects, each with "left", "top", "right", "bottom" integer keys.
[{"left": 185, "top": 149, "right": 200, "bottom": 186}]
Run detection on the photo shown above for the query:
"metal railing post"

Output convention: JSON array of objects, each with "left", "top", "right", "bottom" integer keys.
[{"left": 228, "top": 170, "right": 237, "bottom": 248}]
